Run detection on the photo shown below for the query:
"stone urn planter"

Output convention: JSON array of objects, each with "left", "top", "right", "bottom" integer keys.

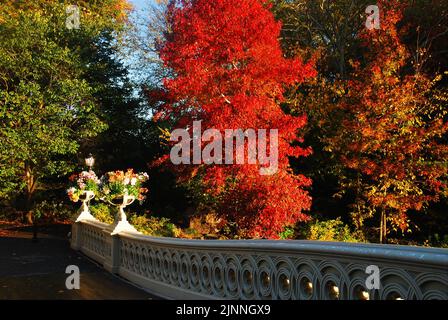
[
  {"left": 75, "top": 190, "right": 96, "bottom": 222},
  {"left": 106, "top": 194, "right": 140, "bottom": 235}
]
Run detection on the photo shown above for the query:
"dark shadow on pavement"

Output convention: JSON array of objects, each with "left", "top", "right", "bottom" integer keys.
[{"left": 0, "top": 224, "right": 159, "bottom": 300}]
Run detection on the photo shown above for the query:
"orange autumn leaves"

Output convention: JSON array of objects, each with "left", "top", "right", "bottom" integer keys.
[{"left": 328, "top": 0, "right": 448, "bottom": 233}]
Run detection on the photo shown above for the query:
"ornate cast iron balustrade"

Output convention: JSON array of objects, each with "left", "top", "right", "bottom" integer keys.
[{"left": 71, "top": 220, "right": 448, "bottom": 300}]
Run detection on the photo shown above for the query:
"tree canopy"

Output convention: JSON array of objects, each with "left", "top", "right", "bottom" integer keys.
[{"left": 0, "top": 0, "right": 132, "bottom": 212}]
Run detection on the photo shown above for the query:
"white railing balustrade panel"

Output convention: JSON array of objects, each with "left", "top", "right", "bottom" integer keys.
[
  {"left": 71, "top": 221, "right": 448, "bottom": 300},
  {"left": 77, "top": 220, "right": 109, "bottom": 264}
]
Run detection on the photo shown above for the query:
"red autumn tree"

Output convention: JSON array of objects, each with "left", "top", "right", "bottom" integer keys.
[
  {"left": 154, "top": 0, "right": 316, "bottom": 238},
  {"left": 328, "top": 0, "right": 448, "bottom": 243}
]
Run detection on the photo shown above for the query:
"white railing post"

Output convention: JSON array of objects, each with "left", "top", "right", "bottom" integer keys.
[
  {"left": 103, "top": 230, "right": 121, "bottom": 274},
  {"left": 70, "top": 221, "right": 83, "bottom": 251}
]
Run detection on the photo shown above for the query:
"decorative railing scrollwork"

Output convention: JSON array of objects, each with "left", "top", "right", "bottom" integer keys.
[{"left": 77, "top": 220, "right": 109, "bottom": 263}]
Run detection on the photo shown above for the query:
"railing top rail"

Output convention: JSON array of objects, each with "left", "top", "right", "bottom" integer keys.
[
  {"left": 80, "top": 219, "right": 110, "bottom": 229},
  {"left": 113, "top": 229, "right": 448, "bottom": 267}
]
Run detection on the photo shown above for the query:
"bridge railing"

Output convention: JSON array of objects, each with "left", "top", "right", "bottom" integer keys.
[{"left": 71, "top": 220, "right": 448, "bottom": 300}]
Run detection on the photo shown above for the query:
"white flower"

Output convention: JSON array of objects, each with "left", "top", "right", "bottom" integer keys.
[
  {"left": 130, "top": 178, "right": 137, "bottom": 186},
  {"left": 124, "top": 178, "right": 130, "bottom": 185},
  {"left": 139, "top": 172, "right": 149, "bottom": 181}
]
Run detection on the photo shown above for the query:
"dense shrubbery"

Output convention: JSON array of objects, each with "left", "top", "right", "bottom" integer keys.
[
  {"left": 33, "top": 200, "right": 76, "bottom": 223},
  {"left": 128, "top": 214, "right": 181, "bottom": 238},
  {"left": 298, "top": 218, "right": 364, "bottom": 243},
  {"left": 180, "top": 213, "right": 237, "bottom": 240},
  {"left": 89, "top": 203, "right": 181, "bottom": 237},
  {"left": 427, "top": 234, "right": 448, "bottom": 249},
  {"left": 277, "top": 218, "right": 363, "bottom": 242},
  {"left": 90, "top": 203, "right": 115, "bottom": 225}
]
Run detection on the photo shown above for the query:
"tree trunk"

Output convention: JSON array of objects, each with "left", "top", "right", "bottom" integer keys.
[
  {"left": 24, "top": 161, "right": 38, "bottom": 241},
  {"left": 339, "top": 44, "right": 345, "bottom": 79},
  {"left": 379, "top": 209, "right": 383, "bottom": 244},
  {"left": 380, "top": 209, "right": 387, "bottom": 244}
]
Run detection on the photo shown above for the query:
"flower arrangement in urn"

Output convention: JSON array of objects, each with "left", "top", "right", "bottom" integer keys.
[
  {"left": 67, "top": 168, "right": 149, "bottom": 233},
  {"left": 99, "top": 169, "right": 149, "bottom": 203},
  {"left": 99, "top": 169, "right": 149, "bottom": 235},
  {"left": 67, "top": 170, "right": 100, "bottom": 202},
  {"left": 67, "top": 170, "right": 100, "bottom": 222}
]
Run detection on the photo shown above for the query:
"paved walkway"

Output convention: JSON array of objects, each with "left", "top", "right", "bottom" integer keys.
[{"left": 0, "top": 224, "right": 157, "bottom": 300}]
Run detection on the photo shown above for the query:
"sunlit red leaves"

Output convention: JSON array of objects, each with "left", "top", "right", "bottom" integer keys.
[{"left": 154, "top": 0, "right": 316, "bottom": 238}]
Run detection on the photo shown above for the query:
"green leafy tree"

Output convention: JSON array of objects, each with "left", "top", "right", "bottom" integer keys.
[
  {"left": 0, "top": 1, "right": 131, "bottom": 221},
  {"left": 79, "top": 30, "right": 151, "bottom": 173}
]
